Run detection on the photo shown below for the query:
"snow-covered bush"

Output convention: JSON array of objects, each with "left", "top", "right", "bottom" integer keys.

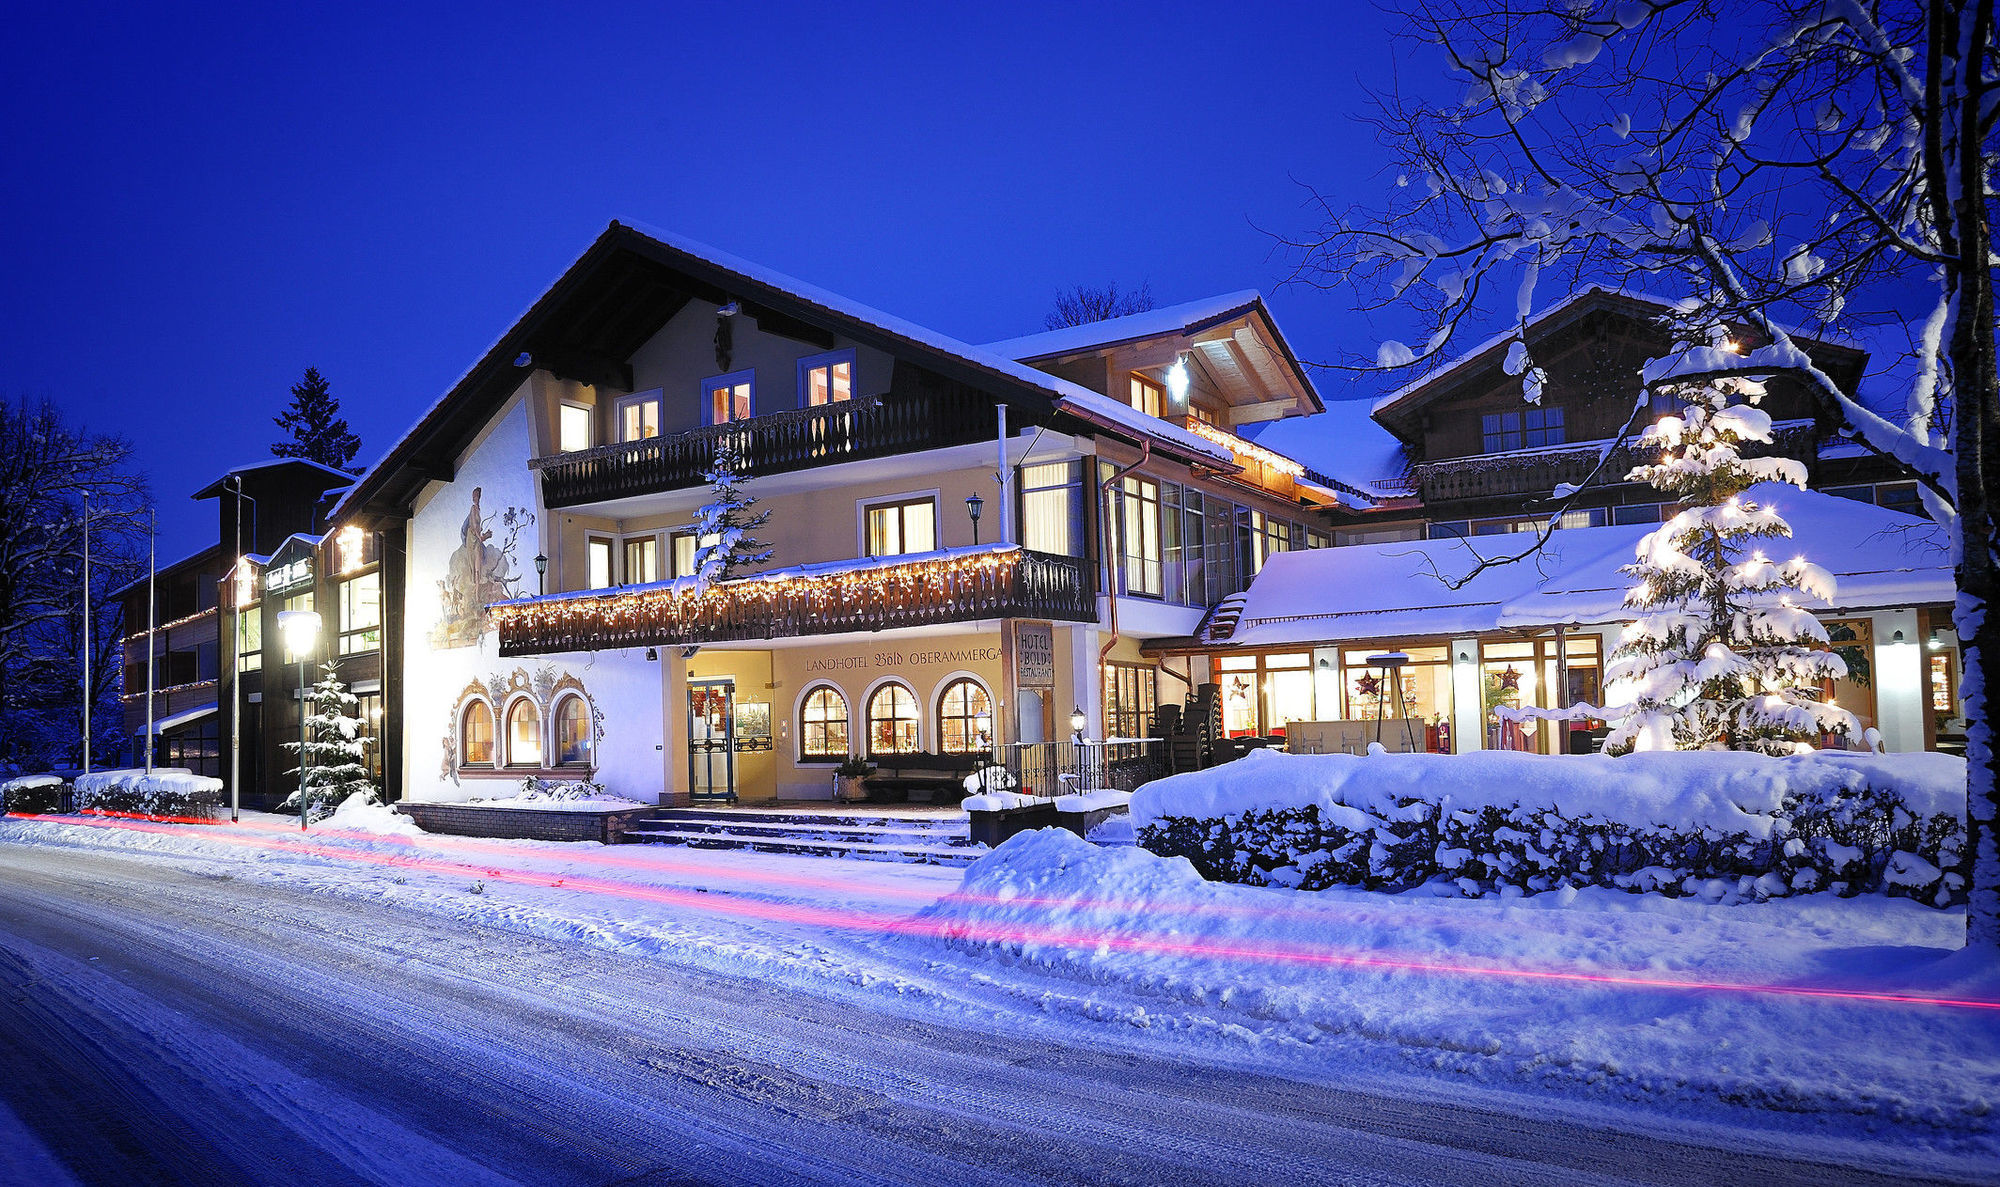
[
  {"left": 1, "top": 774, "right": 66, "bottom": 814},
  {"left": 1134, "top": 749, "right": 1965, "bottom": 907},
  {"left": 510, "top": 777, "right": 608, "bottom": 803},
  {"left": 73, "top": 769, "right": 222, "bottom": 821}
]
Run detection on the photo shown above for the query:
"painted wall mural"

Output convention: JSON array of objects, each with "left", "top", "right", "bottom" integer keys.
[
  {"left": 441, "top": 665, "right": 605, "bottom": 785},
  {"left": 429, "top": 486, "right": 536, "bottom": 649}
]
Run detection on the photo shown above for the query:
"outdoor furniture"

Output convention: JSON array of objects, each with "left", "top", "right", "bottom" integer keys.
[
  {"left": 966, "top": 799, "right": 1058, "bottom": 847},
  {"left": 864, "top": 752, "right": 985, "bottom": 803}
]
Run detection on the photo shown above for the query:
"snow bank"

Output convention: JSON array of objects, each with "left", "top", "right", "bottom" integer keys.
[
  {"left": 324, "top": 795, "right": 426, "bottom": 838},
  {"left": 1132, "top": 749, "right": 1965, "bottom": 905}
]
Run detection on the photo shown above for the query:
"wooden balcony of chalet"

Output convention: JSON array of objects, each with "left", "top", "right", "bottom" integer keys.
[
  {"left": 531, "top": 389, "right": 996, "bottom": 509},
  {"left": 493, "top": 545, "right": 1095, "bottom": 656},
  {"left": 1412, "top": 419, "right": 1819, "bottom": 505}
]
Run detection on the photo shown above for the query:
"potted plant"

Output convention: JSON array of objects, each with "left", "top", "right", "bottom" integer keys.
[{"left": 834, "top": 757, "right": 873, "bottom": 803}]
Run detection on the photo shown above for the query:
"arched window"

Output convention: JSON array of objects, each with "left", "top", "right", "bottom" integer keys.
[
  {"left": 866, "top": 683, "right": 919, "bottom": 755},
  {"left": 460, "top": 701, "right": 494, "bottom": 766},
  {"left": 798, "top": 685, "right": 849, "bottom": 761},
  {"left": 937, "top": 678, "right": 992, "bottom": 753},
  {"left": 554, "top": 696, "right": 592, "bottom": 767},
  {"left": 506, "top": 699, "right": 543, "bottom": 767}
]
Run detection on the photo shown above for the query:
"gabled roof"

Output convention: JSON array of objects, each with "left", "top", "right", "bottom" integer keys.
[
  {"left": 1368, "top": 286, "right": 1869, "bottom": 443},
  {"left": 109, "top": 543, "right": 223, "bottom": 599},
  {"left": 191, "top": 457, "right": 356, "bottom": 501},
  {"left": 333, "top": 221, "right": 1234, "bottom": 524}
]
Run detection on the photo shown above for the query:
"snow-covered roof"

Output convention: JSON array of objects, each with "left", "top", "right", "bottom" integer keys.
[
  {"left": 981, "top": 292, "right": 1263, "bottom": 361},
  {"left": 144, "top": 701, "right": 218, "bottom": 736},
  {"left": 1238, "top": 401, "right": 1410, "bottom": 500},
  {"left": 109, "top": 543, "right": 223, "bottom": 599},
  {"left": 1215, "top": 486, "right": 1949, "bottom": 649}
]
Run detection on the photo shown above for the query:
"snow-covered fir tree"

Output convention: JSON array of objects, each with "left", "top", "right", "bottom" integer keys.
[
  {"left": 685, "top": 441, "right": 772, "bottom": 593},
  {"left": 281, "top": 661, "right": 378, "bottom": 821},
  {"left": 1603, "top": 379, "right": 1858, "bottom": 756},
  {"left": 272, "top": 366, "right": 363, "bottom": 474}
]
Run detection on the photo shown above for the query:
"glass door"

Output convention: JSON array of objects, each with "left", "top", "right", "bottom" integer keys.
[{"left": 688, "top": 680, "right": 737, "bottom": 802}]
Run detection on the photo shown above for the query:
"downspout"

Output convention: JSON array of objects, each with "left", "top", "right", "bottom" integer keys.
[{"left": 1096, "top": 441, "right": 1153, "bottom": 690}]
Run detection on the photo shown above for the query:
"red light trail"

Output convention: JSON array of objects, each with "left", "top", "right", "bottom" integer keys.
[{"left": 10, "top": 811, "right": 1996, "bottom": 1014}]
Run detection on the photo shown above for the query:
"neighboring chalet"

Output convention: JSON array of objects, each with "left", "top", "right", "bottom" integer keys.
[
  {"left": 318, "top": 221, "right": 1337, "bottom": 805},
  {"left": 1166, "top": 287, "right": 1963, "bottom": 757}
]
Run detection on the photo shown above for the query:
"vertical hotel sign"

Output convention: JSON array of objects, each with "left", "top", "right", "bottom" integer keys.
[{"left": 1013, "top": 620, "right": 1054, "bottom": 689}]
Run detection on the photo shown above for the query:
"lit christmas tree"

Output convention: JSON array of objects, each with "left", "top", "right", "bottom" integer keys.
[
  {"left": 281, "top": 661, "right": 379, "bottom": 821},
  {"left": 1603, "top": 379, "right": 1859, "bottom": 756},
  {"left": 686, "top": 440, "right": 772, "bottom": 593}
]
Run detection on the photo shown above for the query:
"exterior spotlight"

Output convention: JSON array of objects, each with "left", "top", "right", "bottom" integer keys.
[
  {"left": 717, "top": 301, "right": 740, "bottom": 317},
  {"left": 1070, "top": 706, "right": 1087, "bottom": 743},
  {"left": 1165, "top": 355, "right": 1191, "bottom": 408},
  {"left": 965, "top": 492, "right": 984, "bottom": 544}
]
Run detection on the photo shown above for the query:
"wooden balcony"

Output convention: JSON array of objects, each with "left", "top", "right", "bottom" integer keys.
[
  {"left": 531, "top": 389, "right": 996, "bottom": 509},
  {"left": 493, "top": 546, "right": 1095, "bottom": 656},
  {"left": 1414, "top": 420, "right": 1818, "bottom": 505}
]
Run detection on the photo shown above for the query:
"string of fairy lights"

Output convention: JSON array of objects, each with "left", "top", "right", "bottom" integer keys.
[
  {"left": 493, "top": 547, "right": 1031, "bottom": 644},
  {"left": 1185, "top": 420, "right": 1306, "bottom": 479}
]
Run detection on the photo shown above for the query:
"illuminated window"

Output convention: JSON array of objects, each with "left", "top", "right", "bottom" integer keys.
[
  {"left": 937, "top": 678, "right": 992, "bottom": 753},
  {"left": 865, "top": 497, "right": 936, "bottom": 557},
  {"left": 236, "top": 605, "right": 262, "bottom": 672},
  {"left": 798, "top": 685, "right": 849, "bottom": 760},
  {"left": 1128, "top": 374, "right": 1164, "bottom": 418},
  {"left": 506, "top": 699, "right": 543, "bottom": 767},
  {"left": 799, "top": 350, "right": 854, "bottom": 406},
  {"left": 866, "top": 683, "right": 920, "bottom": 754},
  {"left": 461, "top": 701, "right": 495, "bottom": 766},
  {"left": 1187, "top": 404, "right": 1217, "bottom": 425},
  {"left": 337, "top": 572, "right": 380, "bottom": 655},
  {"left": 1118, "top": 476, "right": 1161, "bottom": 596},
  {"left": 555, "top": 696, "right": 592, "bottom": 766},
  {"left": 1103, "top": 663, "right": 1157, "bottom": 741},
  {"left": 616, "top": 392, "right": 662, "bottom": 442},
  {"left": 560, "top": 402, "right": 593, "bottom": 452},
  {"left": 587, "top": 537, "right": 614, "bottom": 590},
  {"left": 702, "top": 369, "right": 755, "bottom": 425},
  {"left": 623, "top": 536, "right": 659, "bottom": 584}
]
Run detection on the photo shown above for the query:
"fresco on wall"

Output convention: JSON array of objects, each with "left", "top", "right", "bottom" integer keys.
[
  {"left": 429, "top": 486, "right": 536, "bottom": 649},
  {"left": 440, "top": 666, "right": 605, "bottom": 785}
]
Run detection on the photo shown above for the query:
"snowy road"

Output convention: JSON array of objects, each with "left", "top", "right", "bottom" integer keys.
[{"left": 0, "top": 845, "right": 1975, "bottom": 1187}]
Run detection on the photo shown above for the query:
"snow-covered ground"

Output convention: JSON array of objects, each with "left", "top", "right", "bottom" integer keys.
[{"left": 2, "top": 803, "right": 1994, "bottom": 1175}]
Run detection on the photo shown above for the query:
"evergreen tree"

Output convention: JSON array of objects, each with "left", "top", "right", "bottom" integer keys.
[
  {"left": 280, "top": 662, "right": 378, "bottom": 821},
  {"left": 272, "top": 367, "right": 363, "bottom": 473},
  {"left": 685, "top": 441, "right": 772, "bottom": 593},
  {"left": 1603, "top": 378, "right": 1858, "bottom": 756}
]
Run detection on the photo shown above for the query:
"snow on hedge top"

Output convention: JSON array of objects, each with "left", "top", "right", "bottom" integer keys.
[
  {"left": 73, "top": 768, "right": 224, "bottom": 796},
  {"left": 0, "top": 774, "right": 63, "bottom": 791},
  {"left": 1224, "top": 485, "right": 1948, "bottom": 647},
  {"left": 1130, "top": 748, "right": 1966, "bottom": 836}
]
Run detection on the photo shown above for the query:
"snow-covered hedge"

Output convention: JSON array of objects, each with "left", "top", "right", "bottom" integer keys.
[
  {"left": 1133, "top": 749, "right": 1966, "bottom": 907},
  {"left": 1, "top": 774, "right": 66, "bottom": 814},
  {"left": 73, "top": 769, "right": 223, "bottom": 821}
]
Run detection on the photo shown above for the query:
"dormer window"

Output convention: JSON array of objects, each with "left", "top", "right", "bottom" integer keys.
[
  {"left": 1481, "top": 406, "right": 1565, "bottom": 452},
  {"left": 1128, "top": 374, "right": 1164, "bottom": 418},
  {"left": 800, "top": 350, "right": 854, "bottom": 406},
  {"left": 704, "top": 370, "right": 755, "bottom": 425}
]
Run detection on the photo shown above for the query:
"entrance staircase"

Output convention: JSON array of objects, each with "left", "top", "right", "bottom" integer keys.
[{"left": 622, "top": 807, "right": 985, "bottom": 866}]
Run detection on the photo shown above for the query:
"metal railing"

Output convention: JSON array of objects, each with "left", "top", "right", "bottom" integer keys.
[{"left": 992, "top": 739, "right": 1165, "bottom": 799}]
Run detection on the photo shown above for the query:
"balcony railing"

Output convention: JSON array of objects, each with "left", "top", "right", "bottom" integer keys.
[
  {"left": 531, "top": 389, "right": 997, "bottom": 508},
  {"left": 1414, "top": 420, "right": 1818, "bottom": 504},
  {"left": 493, "top": 545, "right": 1095, "bottom": 656}
]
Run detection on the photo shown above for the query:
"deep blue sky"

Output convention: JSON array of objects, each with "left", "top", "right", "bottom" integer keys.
[{"left": 5, "top": 2, "right": 1417, "bottom": 558}]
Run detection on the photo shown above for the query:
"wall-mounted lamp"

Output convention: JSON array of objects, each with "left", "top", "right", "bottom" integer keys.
[
  {"left": 966, "top": 492, "right": 984, "bottom": 544},
  {"left": 716, "top": 301, "right": 740, "bottom": 317},
  {"left": 513, "top": 352, "right": 533, "bottom": 368},
  {"left": 644, "top": 647, "right": 658, "bottom": 662},
  {"left": 1165, "top": 354, "right": 1192, "bottom": 408},
  {"left": 1892, "top": 630, "right": 1906, "bottom": 643},
  {"left": 1456, "top": 649, "right": 1472, "bottom": 664},
  {"left": 533, "top": 552, "right": 548, "bottom": 595}
]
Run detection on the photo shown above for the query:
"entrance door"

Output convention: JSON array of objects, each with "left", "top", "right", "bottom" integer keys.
[{"left": 688, "top": 680, "right": 737, "bottom": 802}]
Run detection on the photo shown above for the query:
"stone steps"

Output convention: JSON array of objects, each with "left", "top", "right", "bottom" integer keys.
[{"left": 622, "top": 807, "right": 983, "bottom": 866}]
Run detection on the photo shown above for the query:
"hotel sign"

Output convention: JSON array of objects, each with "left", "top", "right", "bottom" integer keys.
[
  {"left": 265, "top": 556, "right": 313, "bottom": 594},
  {"left": 1014, "top": 621, "right": 1054, "bottom": 688}
]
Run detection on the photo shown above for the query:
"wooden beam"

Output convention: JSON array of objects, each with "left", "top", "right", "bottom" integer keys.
[{"left": 527, "top": 346, "right": 634, "bottom": 393}]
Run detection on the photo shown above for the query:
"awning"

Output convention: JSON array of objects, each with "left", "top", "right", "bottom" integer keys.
[{"left": 146, "top": 702, "right": 218, "bottom": 736}]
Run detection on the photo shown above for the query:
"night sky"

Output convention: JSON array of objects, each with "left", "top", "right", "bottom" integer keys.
[{"left": 5, "top": 2, "right": 1418, "bottom": 558}]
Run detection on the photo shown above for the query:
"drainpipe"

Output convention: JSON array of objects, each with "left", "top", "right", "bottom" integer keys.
[
  {"left": 996, "top": 405, "right": 1012, "bottom": 545},
  {"left": 1096, "top": 441, "right": 1153, "bottom": 705}
]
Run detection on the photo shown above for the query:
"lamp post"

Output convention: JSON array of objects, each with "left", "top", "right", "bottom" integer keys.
[
  {"left": 277, "top": 609, "right": 320, "bottom": 831},
  {"left": 534, "top": 553, "right": 548, "bottom": 596},
  {"left": 965, "top": 493, "right": 984, "bottom": 546},
  {"left": 1070, "top": 706, "right": 1087, "bottom": 744}
]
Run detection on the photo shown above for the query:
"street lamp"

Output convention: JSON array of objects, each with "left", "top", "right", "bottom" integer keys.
[
  {"left": 1070, "top": 706, "right": 1087, "bottom": 744},
  {"left": 534, "top": 553, "right": 548, "bottom": 595},
  {"left": 277, "top": 609, "right": 320, "bottom": 831},
  {"left": 965, "top": 492, "right": 984, "bottom": 545}
]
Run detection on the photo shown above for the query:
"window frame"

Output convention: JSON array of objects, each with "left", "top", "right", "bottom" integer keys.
[
  {"left": 559, "top": 400, "right": 594, "bottom": 453},
  {"left": 236, "top": 602, "right": 262, "bottom": 672},
  {"left": 586, "top": 535, "right": 615, "bottom": 590},
  {"left": 861, "top": 493, "right": 939, "bottom": 558},
  {"left": 613, "top": 390, "right": 663, "bottom": 443},
  {"left": 336, "top": 570, "right": 381, "bottom": 655},
  {"left": 935, "top": 677, "right": 993, "bottom": 755},
  {"left": 621, "top": 534, "right": 661, "bottom": 585},
  {"left": 796, "top": 683, "right": 851, "bottom": 763},
  {"left": 1102, "top": 662, "right": 1159, "bottom": 742},
  {"left": 797, "top": 349, "right": 857, "bottom": 408},
  {"left": 1117, "top": 476, "right": 1163, "bottom": 597},
  {"left": 701, "top": 368, "right": 756, "bottom": 425},
  {"left": 864, "top": 680, "right": 921, "bottom": 756},
  {"left": 503, "top": 697, "right": 544, "bottom": 769},
  {"left": 1128, "top": 374, "right": 1164, "bottom": 418},
  {"left": 552, "top": 693, "right": 593, "bottom": 768},
  {"left": 460, "top": 698, "right": 496, "bottom": 768}
]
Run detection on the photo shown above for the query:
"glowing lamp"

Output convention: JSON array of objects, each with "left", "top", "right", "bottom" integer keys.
[
  {"left": 1069, "top": 706, "right": 1087, "bottom": 742},
  {"left": 1165, "top": 356, "right": 1191, "bottom": 407},
  {"left": 276, "top": 609, "right": 320, "bottom": 661}
]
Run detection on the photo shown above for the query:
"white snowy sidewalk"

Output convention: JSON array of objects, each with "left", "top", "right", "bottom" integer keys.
[{"left": 3, "top": 804, "right": 1996, "bottom": 1162}]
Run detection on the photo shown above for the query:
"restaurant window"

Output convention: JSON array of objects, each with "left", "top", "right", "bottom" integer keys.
[
  {"left": 587, "top": 537, "right": 614, "bottom": 590},
  {"left": 559, "top": 402, "right": 593, "bottom": 453},
  {"left": 1103, "top": 663, "right": 1158, "bottom": 741},
  {"left": 505, "top": 699, "right": 543, "bottom": 767},
  {"left": 460, "top": 700, "right": 495, "bottom": 766},
  {"left": 1335, "top": 644, "right": 1455, "bottom": 752},
  {"left": 236, "top": 603, "right": 262, "bottom": 672},
  {"left": 554, "top": 695, "right": 592, "bottom": 767},
  {"left": 798, "top": 685, "right": 849, "bottom": 761},
  {"left": 1480, "top": 635, "right": 1601, "bottom": 753},
  {"left": 865, "top": 497, "right": 937, "bottom": 557},
  {"left": 1128, "top": 374, "right": 1164, "bottom": 418},
  {"left": 623, "top": 535, "right": 660, "bottom": 585},
  {"left": 1019, "top": 461, "right": 1083, "bottom": 557},
  {"left": 337, "top": 572, "right": 380, "bottom": 655},
  {"left": 1215, "top": 653, "right": 1316, "bottom": 738},
  {"left": 866, "top": 682, "right": 920, "bottom": 754},
  {"left": 616, "top": 392, "right": 662, "bottom": 442},
  {"left": 703, "top": 369, "right": 755, "bottom": 425},
  {"left": 1118, "top": 476, "right": 1162, "bottom": 596},
  {"left": 936, "top": 678, "right": 992, "bottom": 754},
  {"left": 799, "top": 350, "right": 854, "bottom": 406}
]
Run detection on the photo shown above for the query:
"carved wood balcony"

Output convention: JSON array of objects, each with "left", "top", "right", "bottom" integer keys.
[
  {"left": 531, "top": 390, "right": 996, "bottom": 509},
  {"left": 492, "top": 546, "right": 1096, "bottom": 656},
  {"left": 1413, "top": 420, "right": 1819, "bottom": 505}
]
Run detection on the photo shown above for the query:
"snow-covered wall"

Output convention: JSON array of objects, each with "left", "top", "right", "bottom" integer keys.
[{"left": 401, "top": 389, "right": 665, "bottom": 804}]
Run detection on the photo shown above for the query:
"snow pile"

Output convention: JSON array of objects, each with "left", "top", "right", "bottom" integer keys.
[
  {"left": 73, "top": 768, "right": 224, "bottom": 820},
  {"left": 1052, "top": 789, "right": 1132, "bottom": 814},
  {"left": 1133, "top": 749, "right": 1965, "bottom": 905},
  {"left": 325, "top": 795, "right": 426, "bottom": 837},
  {"left": 962, "top": 790, "right": 1040, "bottom": 812}
]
